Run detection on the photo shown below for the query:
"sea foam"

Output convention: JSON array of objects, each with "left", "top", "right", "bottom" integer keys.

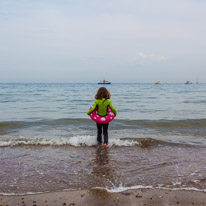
[{"left": 0, "top": 136, "right": 138, "bottom": 147}]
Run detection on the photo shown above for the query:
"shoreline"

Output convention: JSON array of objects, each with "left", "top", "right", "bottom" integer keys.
[{"left": 1, "top": 188, "right": 206, "bottom": 206}]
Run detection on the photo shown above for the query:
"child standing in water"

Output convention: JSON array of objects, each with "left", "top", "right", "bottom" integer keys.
[{"left": 87, "top": 87, "right": 117, "bottom": 147}]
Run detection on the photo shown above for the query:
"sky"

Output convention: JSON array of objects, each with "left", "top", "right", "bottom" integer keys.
[{"left": 0, "top": 0, "right": 206, "bottom": 83}]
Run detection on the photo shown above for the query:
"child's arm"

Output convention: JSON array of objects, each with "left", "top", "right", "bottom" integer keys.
[
  {"left": 109, "top": 102, "right": 117, "bottom": 115},
  {"left": 87, "top": 102, "right": 97, "bottom": 115}
]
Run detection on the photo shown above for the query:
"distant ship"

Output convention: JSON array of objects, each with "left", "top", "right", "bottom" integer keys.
[
  {"left": 98, "top": 80, "right": 111, "bottom": 84},
  {"left": 155, "top": 81, "right": 161, "bottom": 85},
  {"left": 184, "top": 81, "right": 192, "bottom": 84}
]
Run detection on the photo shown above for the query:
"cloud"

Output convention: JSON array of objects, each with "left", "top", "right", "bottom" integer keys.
[
  {"left": 147, "top": 53, "right": 167, "bottom": 62},
  {"left": 138, "top": 52, "right": 147, "bottom": 59},
  {"left": 128, "top": 52, "right": 167, "bottom": 63},
  {"left": 138, "top": 52, "right": 167, "bottom": 62}
]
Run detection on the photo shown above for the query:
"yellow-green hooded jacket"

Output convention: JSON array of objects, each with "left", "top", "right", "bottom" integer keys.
[{"left": 87, "top": 98, "right": 117, "bottom": 117}]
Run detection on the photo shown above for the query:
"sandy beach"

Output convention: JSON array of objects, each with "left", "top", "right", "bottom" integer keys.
[{"left": 1, "top": 188, "right": 206, "bottom": 206}]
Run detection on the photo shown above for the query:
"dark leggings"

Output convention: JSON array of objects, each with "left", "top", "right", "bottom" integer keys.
[{"left": 96, "top": 123, "right": 109, "bottom": 144}]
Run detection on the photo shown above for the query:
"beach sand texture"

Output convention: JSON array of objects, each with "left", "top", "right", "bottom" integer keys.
[{"left": 1, "top": 188, "right": 206, "bottom": 206}]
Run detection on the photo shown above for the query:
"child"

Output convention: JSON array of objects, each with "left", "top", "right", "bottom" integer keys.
[{"left": 87, "top": 87, "right": 117, "bottom": 147}]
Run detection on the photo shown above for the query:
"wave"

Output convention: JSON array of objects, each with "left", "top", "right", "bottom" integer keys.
[
  {"left": 1, "top": 184, "right": 206, "bottom": 196},
  {"left": 0, "top": 118, "right": 91, "bottom": 129},
  {"left": 94, "top": 185, "right": 206, "bottom": 193},
  {"left": 123, "top": 119, "right": 206, "bottom": 129},
  {"left": 1, "top": 118, "right": 206, "bottom": 131},
  {"left": 0, "top": 136, "right": 137, "bottom": 147},
  {"left": 0, "top": 136, "right": 194, "bottom": 148},
  {"left": 0, "top": 119, "right": 92, "bottom": 135}
]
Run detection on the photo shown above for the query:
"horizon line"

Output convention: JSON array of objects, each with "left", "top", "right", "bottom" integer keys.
[{"left": 0, "top": 82, "right": 204, "bottom": 84}]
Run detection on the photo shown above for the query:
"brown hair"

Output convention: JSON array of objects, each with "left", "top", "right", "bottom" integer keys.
[{"left": 95, "top": 87, "right": 111, "bottom": 100}]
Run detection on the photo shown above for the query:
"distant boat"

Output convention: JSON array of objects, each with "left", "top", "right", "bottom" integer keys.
[
  {"left": 155, "top": 81, "right": 161, "bottom": 85},
  {"left": 185, "top": 81, "right": 192, "bottom": 84},
  {"left": 98, "top": 80, "right": 111, "bottom": 84}
]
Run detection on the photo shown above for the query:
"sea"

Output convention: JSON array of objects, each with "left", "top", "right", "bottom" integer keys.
[{"left": 1, "top": 83, "right": 206, "bottom": 195}]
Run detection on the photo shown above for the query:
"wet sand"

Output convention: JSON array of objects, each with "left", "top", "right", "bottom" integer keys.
[{"left": 1, "top": 188, "right": 206, "bottom": 206}]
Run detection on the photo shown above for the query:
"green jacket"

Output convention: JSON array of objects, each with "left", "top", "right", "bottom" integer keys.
[{"left": 87, "top": 98, "right": 117, "bottom": 116}]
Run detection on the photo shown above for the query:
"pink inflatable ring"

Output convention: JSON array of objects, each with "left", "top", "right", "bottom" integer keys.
[{"left": 89, "top": 106, "right": 116, "bottom": 124}]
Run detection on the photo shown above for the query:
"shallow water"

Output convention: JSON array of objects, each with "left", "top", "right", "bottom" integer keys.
[
  {"left": 1, "top": 83, "right": 206, "bottom": 194},
  {"left": 1, "top": 144, "right": 206, "bottom": 194}
]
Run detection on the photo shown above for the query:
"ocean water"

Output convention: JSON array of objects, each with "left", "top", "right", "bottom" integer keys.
[{"left": 1, "top": 83, "right": 206, "bottom": 194}]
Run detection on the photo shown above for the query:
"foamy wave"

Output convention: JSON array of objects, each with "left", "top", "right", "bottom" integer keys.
[
  {"left": 95, "top": 184, "right": 153, "bottom": 193},
  {"left": 0, "top": 136, "right": 139, "bottom": 147},
  {"left": 109, "top": 138, "right": 137, "bottom": 147},
  {"left": 94, "top": 184, "right": 206, "bottom": 193},
  {"left": 1, "top": 185, "right": 206, "bottom": 196},
  {"left": 0, "top": 136, "right": 95, "bottom": 147}
]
